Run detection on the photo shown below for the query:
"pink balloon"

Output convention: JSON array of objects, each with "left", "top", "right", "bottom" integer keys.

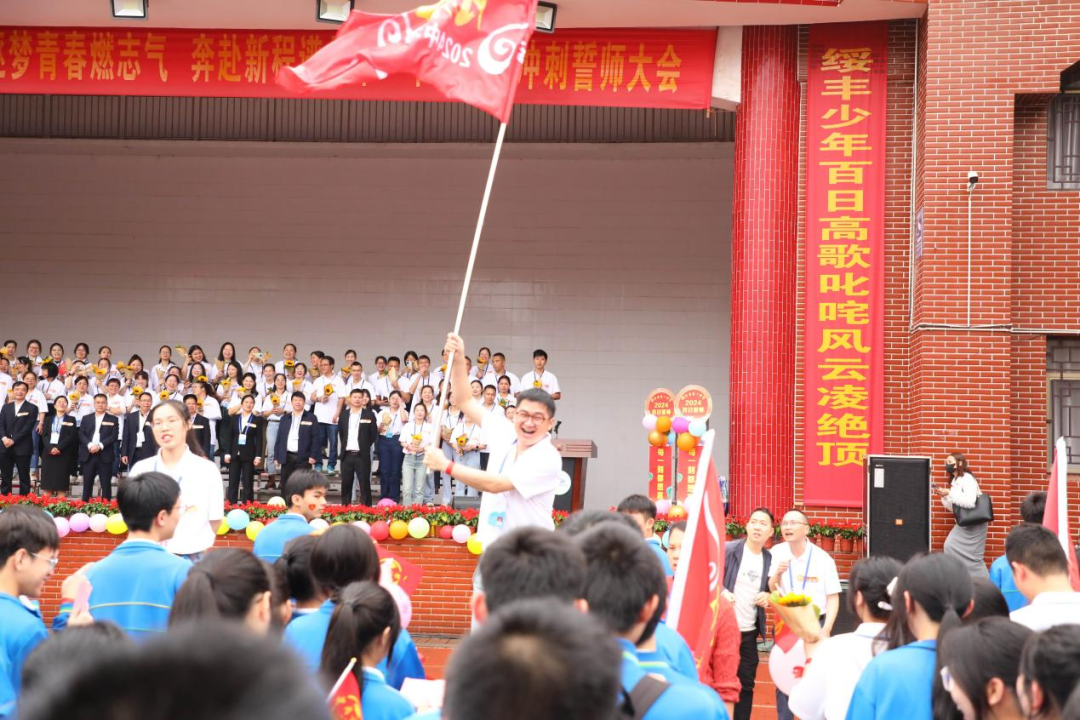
[
  {"left": 69, "top": 513, "right": 91, "bottom": 532},
  {"left": 354, "top": 520, "right": 372, "bottom": 535},
  {"left": 655, "top": 499, "right": 672, "bottom": 515},
  {"left": 642, "top": 415, "right": 658, "bottom": 431},
  {"left": 381, "top": 574, "right": 413, "bottom": 629},
  {"left": 54, "top": 516, "right": 70, "bottom": 538},
  {"left": 370, "top": 521, "right": 390, "bottom": 541},
  {"left": 671, "top": 417, "right": 690, "bottom": 434},
  {"left": 438, "top": 525, "right": 454, "bottom": 540},
  {"left": 89, "top": 514, "right": 108, "bottom": 533},
  {"left": 376, "top": 498, "right": 396, "bottom": 509},
  {"left": 451, "top": 524, "right": 472, "bottom": 544}
]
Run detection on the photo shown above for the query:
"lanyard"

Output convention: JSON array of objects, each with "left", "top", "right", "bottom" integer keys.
[
  {"left": 53, "top": 415, "right": 62, "bottom": 434},
  {"left": 498, "top": 440, "right": 519, "bottom": 474},
  {"left": 789, "top": 545, "right": 813, "bottom": 592}
]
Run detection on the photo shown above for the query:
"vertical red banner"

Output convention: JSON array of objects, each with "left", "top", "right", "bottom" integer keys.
[
  {"left": 646, "top": 389, "right": 676, "bottom": 501},
  {"left": 802, "top": 23, "right": 887, "bottom": 506}
]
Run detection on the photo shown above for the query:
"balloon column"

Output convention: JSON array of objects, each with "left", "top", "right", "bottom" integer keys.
[{"left": 642, "top": 413, "right": 706, "bottom": 450}]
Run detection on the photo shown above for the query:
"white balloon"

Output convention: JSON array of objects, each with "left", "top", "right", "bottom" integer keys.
[{"left": 768, "top": 638, "right": 808, "bottom": 695}]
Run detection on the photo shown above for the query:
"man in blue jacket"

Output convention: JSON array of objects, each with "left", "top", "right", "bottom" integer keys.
[
  {"left": 252, "top": 469, "right": 328, "bottom": 563},
  {"left": 54, "top": 471, "right": 190, "bottom": 637},
  {"left": 274, "top": 392, "right": 318, "bottom": 484}
]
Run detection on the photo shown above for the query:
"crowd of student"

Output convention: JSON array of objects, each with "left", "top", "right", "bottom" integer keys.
[{"left": 0, "top": 338, "right": 563, "bottom": 507}]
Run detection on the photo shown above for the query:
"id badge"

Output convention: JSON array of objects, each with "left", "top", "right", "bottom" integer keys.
[
  {"left": 238, "top": 433, "right": 247, "bottom": 446},
  {"left": 50, "top": 431, "right": 60, "bottom": 444},
  {"left": 136, "top": 429, "right": 145, "bottom": 447}
]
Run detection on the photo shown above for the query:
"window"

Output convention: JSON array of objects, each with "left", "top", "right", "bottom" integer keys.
[
  {"left": 1047, "top": 337, "right": 1080, "bottom": 469},
  {"left": 1047, "top": 94, "right": 1080, "bottom": 191}
]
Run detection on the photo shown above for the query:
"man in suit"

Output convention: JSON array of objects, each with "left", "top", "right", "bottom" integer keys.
[
  {"left": 337, "top": 389, "right": 378, "bottom": 505},
  {"left": 79, "top": 393, "right": 120, "bottom": 501},
  {"left": 274, "top": 391, "right": 318, "bottom": 485},
  {"left": 0, "top": 381, "right": 40, "bottom": 494},
  {"left": 225, "top": 394, "right": 265, "bottom": 504},
  {"left": 121, "top": 391, "right": 158, "bottom": 469},
  {"left": 184, "top": 395, "right": 212, "bottom": 457}
]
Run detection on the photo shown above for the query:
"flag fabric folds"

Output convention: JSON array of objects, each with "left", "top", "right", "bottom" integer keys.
[
  {"left": 1046, "top": 437, "right": 1080, "bottom": 590},
  {"left": 276, "top": 0, "right": 539, "bottom": 123}
]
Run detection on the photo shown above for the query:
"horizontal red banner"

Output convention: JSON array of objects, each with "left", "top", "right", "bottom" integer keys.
[{"left": 0, "top": 26, "right": 716, "bottom": 111}]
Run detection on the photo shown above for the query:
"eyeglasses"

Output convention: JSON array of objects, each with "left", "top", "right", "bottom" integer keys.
[
  {"left": 514, "top": 411, "right": 550, "bottom": 424},
  {"left": 939, "top": 666, "right": 953, "bottom": 692},
  {"left": 32, "top": 552, "right": 59, "bottom": 569},
  {"left": 781, "top": 521, "right": 808, "bottom": 528}
]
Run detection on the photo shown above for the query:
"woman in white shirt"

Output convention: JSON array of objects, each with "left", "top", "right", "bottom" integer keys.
[
  {"left": 935, "top": 452, "right": 989, "bottom": 578},
  {"left": 215, "top": 363, "right": 242, "bottom": 412},
  {"left": 261, "top": 373, "right": 290, "bottom": 487},
  {"left": 151, "top": 345, "right": 175, "bottom": 391},
  {"left": 788, "top": 556, "right": 902, "bottom": 720},
  {"left": 215, "top": 342, "right": 238, "bottom": 378},
  {"left": 291, "top": 363, "right": 314, "bottom": 410},
  {"left": 400, "top": 402, "right": 436, "bottom": 507},
  {"left": 449, "top": 411, "right": 483, "bottom": 498},
  {"left": 496, "top": 375, "right": 517, "bottom": 410},
  {"left": 46, "top": 343, "right": 65, "bottom": 377},
  {"left": 26, "top": 339, "right": 44, "bottom": 377},
  {"left": 130, "top": 399, "right": 225, "bottom": 561}
]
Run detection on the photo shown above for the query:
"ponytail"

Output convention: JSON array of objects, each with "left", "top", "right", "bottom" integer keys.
[
  {"left": 848, "top": 556, "right": 902, "bottom": 623},
  {"left": 170, "top": 550, "right": 270, "bottom": 626},
  {"left": 319, "top": 582, "right": 401, "bottom": 697}
]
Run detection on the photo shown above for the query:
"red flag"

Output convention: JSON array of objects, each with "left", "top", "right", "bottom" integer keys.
[
  {"left": 666, "top": 431, "right": 726, "bottom": 672},
  {"left": 329, "top": 670, "right": 363, "bottom": 720},
  {"left": 1046, "top": 438, "right": 1080, "bottom": 590},
  {"left": 276, "top": 0, "right": 539, "bottom": 123}
]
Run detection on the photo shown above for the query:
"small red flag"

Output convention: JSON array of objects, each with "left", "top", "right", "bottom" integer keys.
[
  {"left": 329, "top": 670, "right": 363, "bottom": 720},
  {"left": 276, "top": 0, "right": 539, "bottom": 123}
]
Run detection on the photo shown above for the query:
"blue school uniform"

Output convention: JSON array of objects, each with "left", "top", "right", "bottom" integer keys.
[
  {"left": 989, "top": 554, "right": 1027, "bottom": 611},
  {"left": 652, "top": 622, "right": 698, "bottom": 680},
  {"left": 357, "top": 667, "right": 415, "bottom": 720},
  {"left": 845, "top": 640, "right": 937, "bottom": 720},
  {"left": 646, "top": 537, "right": 674, "bottom": 577},
  {"left": 253, "top": 513, "right": 314, "bottom": 563},
  {"left": 0, "top": 593, "right": 47, "bottom": 715},
  {"left": 619, "top": 639, "right": 724, "bottom": 720},
  {"left": 53, "top": 540, "right": 191, "bottom": 637},
  {"left": 285, "top": 600, "right": 425, "bottom": 689},
  {"left": 636, "top": 656, "right": 729, "bottom": 718}
]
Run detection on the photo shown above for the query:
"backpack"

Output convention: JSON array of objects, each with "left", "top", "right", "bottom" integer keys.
[{"left": 617, "top": 674, "right": 671, "bottom": 720}]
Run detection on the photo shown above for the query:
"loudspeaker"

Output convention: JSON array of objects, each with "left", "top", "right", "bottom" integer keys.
[
  {"left": 453, "top": 495, "right": 482, "bottom": 512},
  {"left": 865, "top": 455, "right": 931, "bottom": 562},
  {"left": 832, "top": 581, "right": 859, "bottom": 636}
]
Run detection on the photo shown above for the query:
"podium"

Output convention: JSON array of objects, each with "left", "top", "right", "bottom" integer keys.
[{"left": 554, "top": 439, "right": 597, "bottom": 512}]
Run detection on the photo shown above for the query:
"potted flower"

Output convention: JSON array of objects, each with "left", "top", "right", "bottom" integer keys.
[
  {"left": 725, "top": 518, "right": 745, "bottom": 541},
  {"left": 852, "top": 523, "right": 866, "bottom": 554},
  {"left": 815, "top": 522, "right": 836, "bottom": 551},
  {"left": 837, "top": 522, "right": 858, "bottom": 553}
]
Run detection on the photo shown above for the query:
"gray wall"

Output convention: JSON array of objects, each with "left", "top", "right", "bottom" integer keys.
[{"left": 0, "top": 138, "right": 732, "bottom": 507}]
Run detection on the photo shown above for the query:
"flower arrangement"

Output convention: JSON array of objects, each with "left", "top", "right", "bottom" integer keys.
[
  {"left": 324, "top": 384, "right": 334, "bottom": 395},
  {"left": 159, "top": 391, "right": 169, "bottom": 400}
]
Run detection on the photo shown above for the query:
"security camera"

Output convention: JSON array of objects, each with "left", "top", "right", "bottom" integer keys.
[{"left": 967, "top": 171, "right": 979, "bottom": 185}]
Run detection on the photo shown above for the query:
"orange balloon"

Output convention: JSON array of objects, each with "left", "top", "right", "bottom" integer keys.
[
  {"left": 676, "top": 432, "right": 698, "bottom": 452},
  {"left": 668, "top": 505, "right": 688, "bottom": 519},
  {"left": 647, "top": 430, "right": 667, "bottom": 447},
  {"left": 655, "top": 416, "right": 673, "bottom": 434}
]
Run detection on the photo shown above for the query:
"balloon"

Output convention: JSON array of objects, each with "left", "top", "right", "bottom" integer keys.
[
  {"left": 672, "top": 417, "right": 690, "bottom": 434},
  {"left": 467, "top": 535, "right": 483, "bottom": 555},
  {"left": 647, "top": 431, "right": 667, "bottom": 447},
  {"left": 676, "top": 432, "right": 698, "bottom": 452},
  {"left": 380, "top": 574, "right": 413, "bottom": 629},
  {"left": 370, "top": 521, "right": 390, "bottom": 541},
  {"left": 43, "top": 510, "right": 53, "bottom": 518},
  {"left": 105, "top": 514, "right": 128, "bottom": 535},
  {"left": 54, "top": 516, "right": 70, "bottom": 538},
  {"left": 688, "top": 419, "right": 707, "bottom": 437},
  {"left": 408, "top": 517, "right": 431, "bottom": 539},
  {"left": 451, "top": 524, "right": 472, "bottom": 544},
  {"left": 267, "top": 496, "right": 287, "bottom": 507},
  {"left": 226, "top": 509, "right": 250, "bottom": 531},
  {"left": 69, "top": 513, "right": 91, "bottom": 532},
  {"left": 354, "top": 520, "right": 372, "bottom": 535},
  {"left": 309, "top": 518, "right": 330, "bottom": 532},
  {"left": 89, "top": 514, "right": 108, "bottom": 533},
  {"left": 389, "top": 520, "right": 409, "bottom": 540},
  {"left": 655, "top": 499, "right": 672, "bottom": 515},
  {"left": 376, "top": 498, "right": 397, "bottom": 509},
  {"left": 655, "top": 416, "right": 673, "bottom": 434},
  {"left": 217, "top": 519, "right": 231, "bottom": 535},
  {"left": 668, "top": 431, "right": 677, "bottom": 446},
  {"left": 769, "top": 638, "right": 808, "bottom": 695},
  {"left": 246, "top": 521, "right": 265, "bottom": 541},
  {"left": 642, "top": 414, "right": 658, "bottom": 431},
  {"left": 438, "top": 525, "right": 454, "bottom": 540},
  {"left": 668, "top": 505, "right": 688, "bottom": 519}
]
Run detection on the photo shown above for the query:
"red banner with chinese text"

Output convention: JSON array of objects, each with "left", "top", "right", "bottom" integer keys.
[
  {"left": 647, "top": 389, "right": 676, "bottom": 501},
  {"left": 0, "top": 26, "right": 715, "bottom": 110},
  {"left": 802, "top": 22, "right": 887, "bottom": 507}
]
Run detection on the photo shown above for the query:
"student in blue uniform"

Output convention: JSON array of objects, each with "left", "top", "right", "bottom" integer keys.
[
  {"left": 320, "top": 581, "right": 414, "bottom": 720},
  {"left": 989, "top": 491, "right": 1045, "bottom": 612},
  {"left": 937, "top": 617, "right": 1032, "bottom": 720},
  {"left": 169, "top": 549, "right": 274, "bottom": 634},
  {"left": 617, "top": 494, "right": 675, "bottom": 577},
  {"left": 253, "top": 469, "right": 328, "bottom": 563},
  {"left": 845, "top": 553, "right": 974, "bottom": 720},
  {"left": 54, "top": 472, "right": 191, "bottom": 636},
  {"left": 576, "top": 522, "right": 728, "bottom": 720},
  {"left": 275, "top": 535, "right": 324, "bottom": 623},
  {"left": 284, "top": 525, "right": 425, "bottom": 689}
]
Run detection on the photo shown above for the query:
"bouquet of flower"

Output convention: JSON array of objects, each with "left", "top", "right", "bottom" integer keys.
[
  {"left": 533, "top": 379, "right": 542, "bottom": 388},
  {"left": 69, "top": 391, "right": 81, "bottom": 402},
  {"left": 324, "top": 384, "right": 334, "bottom": 395},
  {"left": 196, "top": 375, "right": 208, "bottom": 383},
  {"left": 94, "top": 367, "right": 106, "bottom": 377},
  {"left": 456, "top": 435, "right": 468, "bottom": 448},
  {"left": 132, "top": 386, "right": 143, "bottom": 396},
  {"left": 285, "top": 360, "right": 295, "bottom": 369},
  {"left": 159, "top": 391, "right": 169, "bottom": 400},
  {"left": 270, "top": 394, "right": 280, "bottom": 406},
  {"left": 770, "top": 591, "right": 822, "bottom": 644}
]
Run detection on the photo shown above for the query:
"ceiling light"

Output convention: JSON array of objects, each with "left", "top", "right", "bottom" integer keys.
[
  {"left": 536, "top": 2, "right": 557, "bottom": 33},
  {"left": 111, "top": 0, "right": 147, "bottom": 20},
  {"left": 317, "top": 0, "right": 354, "bottom": 23}
]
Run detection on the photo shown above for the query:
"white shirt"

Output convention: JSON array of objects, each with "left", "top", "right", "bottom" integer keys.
[
  {"left": 472, "top": 364, "right": 499, "bottom": 389},
  {"left": 400, "top": 420, "right": 436, "bottom": 454},
  {"left": 379, "top": 407, "right": 407, "bottom": 436},
  {"left": 69, "top": 392, "right": 94, "bottom": 421},
  {"left": 770, "top": 541, "right": 842, "bottom": 617},
  {"left": 475, "top": 411, "right": 562, "bottom": 547},
  {"left": 275, "top": 359, "right": 299, "bottom": 375},
  {"left": 311, "top": 375, "right": 345, "bottom": 424},
  {"left": 25, "top": 388, "right": 47, "bottom": 414},
  {"left": 289, "top": 378, "right": 314, "bottom": 409},
  {"left": 150, "top": 363, "right": 175, "bottom": 391},
  {"left": 344, "top": 375, "right": 376, "bottom": 396},
  {"left": 0, "top": 374, "right": 12, "bottom": 401},
  {"left": 522, "top": 369, "right": 560, "bottom": 396},
  {"left": 90, "top": 412, "right": 106, "bottom": 449},
  {"left": 371, "top": 375, "right": 396, "bottom": 402},
  {"left": 106, "top": 393, "right": 127, "bottom": 434},
  {"left": 261, "top": 391, "right": 288, "bottom": 421},
  {"left": 345, "top": 410, "right": 363, "bottom": 452},
  {"left": 491, "top": 369, "right": 520, "bottom": 395},
  {"left": 1010, "top": 591, "right": 1080, "bottom": 631},
  {"left": 40, "top": 379, "right": 66, "bottom": 403},
  {"left": 788, "top": 622, "right": 887, "bottom": 720},
  {"left": 286, "top": 411, "right": 303, "bottom": 452},
  {"left": 131, "top": 449, "right": 225, "bottom": 555},
  {"left": 733, "top": 545, "right": 765, "bottom": 631}
]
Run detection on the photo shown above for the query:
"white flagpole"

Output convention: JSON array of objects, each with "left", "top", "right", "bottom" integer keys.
[
  {"left": 429, "top": 122, "right": 509, "bottom": 443},
  {"left": 327, "top": 657, "right": 358, "bottom": 701}
]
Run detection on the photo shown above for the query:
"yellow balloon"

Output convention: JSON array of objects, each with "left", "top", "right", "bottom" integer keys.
[
  {"left": 245, "top": 521, "right": 265, "bottom": 541},
  {"left": 389, "top": 520, "right": 409, "bottom": 540},
  {"left": 467, "top": 535, "right": 483, "bottom": 555},
  {"left": 267, "top": 496, "right": 287, "bottom": 507},
  {"left": 105, "top": 514, "right": 128, "bottom": 536},
  {"left": 331, "top": 521, "right": 347, "bottom": 527},
  {"left": 408, "top": 517, "right": 430, "bottom": 539},
  {"left": 216, "top": 519, "right": 231, "bottom": 536}
]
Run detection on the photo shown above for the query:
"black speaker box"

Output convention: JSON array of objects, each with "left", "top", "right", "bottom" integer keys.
[{"left": 865, "top": 455, "right": 931, "bottom": 563}]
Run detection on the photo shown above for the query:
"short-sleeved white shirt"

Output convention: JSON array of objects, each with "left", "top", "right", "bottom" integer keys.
[
  {"left": 311, "top": 375, "right": 345, "bottom": 424},
  {"left": 788, "top": 622, "right": 887, "bottom": 720},
  {"left": 131, "top": 448, "right": 225, "bottom": 556},
  {"left": 475, "top": 412, "right": 562, "bottom": 547},
  {"left": 769, "top": 541, "right": 842, "bottom": 616},
  {"left": 522, "top": 369, "right": 560, "bottom": 396}
]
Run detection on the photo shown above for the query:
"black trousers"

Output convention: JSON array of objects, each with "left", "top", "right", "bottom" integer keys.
[
  {"left": 734, "top": 630, "right": 760, "bottom": 720},
  {"left": 282, "top": 452, "right": 305, "bottom": 486},
  {"left": 82, "top": 454, "right": 114, "bottom": 501},
  {"left": 0, "top": 453, "right": 31, "bottom": 495},
  {"left": 340, "top": 449, "right": 372, "bottom": 506},
  {"left": 227, "top": 457, "right": 257, "bottom": 504}
]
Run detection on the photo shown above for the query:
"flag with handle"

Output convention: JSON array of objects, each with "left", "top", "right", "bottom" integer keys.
[
  {"left": 1046, "top": 437, "right": 1080, "bottom": 590},
  {"left": 328, "top": 658, "right": 362, "bottom": 719},
  {"left": 276, "top": 0, "right": 539, "bottom": 123},
  {"left": 666, "top": 430, "right": 726, "bottom": 671}
]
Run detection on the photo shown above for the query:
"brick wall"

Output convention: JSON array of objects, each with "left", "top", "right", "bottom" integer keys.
[{"left": 41, "top": 532, "right": 478, "bottom": 636}]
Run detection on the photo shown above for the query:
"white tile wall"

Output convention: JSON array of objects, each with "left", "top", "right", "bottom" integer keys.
[{"left": 0, "top": 138, "right": 732, "bottom": 508}]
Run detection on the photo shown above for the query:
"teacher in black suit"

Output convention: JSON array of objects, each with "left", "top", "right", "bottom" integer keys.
[
  {"left": 338, "top": 388, "right": 378, "bottom": 505},
  {"left": 78, "top": 393, "right": 119, "bottom": 501},
  {"left": 121, "top": 390, "right": 158, "bottom": 469},
  {"left": 0, "top": 381, "right": 41, "bottom": 495},
  {"left": 224, "top": 393, "right": 265, "bottom": 504},
  {"left": 184, "top": 395, "right": 213, "bottom": 458},
  {"left": 40, "top": 395, "right": 78, "bottom": 498},
  {"left": 274, "top": 391, "right": 318, "bottom": 485}
]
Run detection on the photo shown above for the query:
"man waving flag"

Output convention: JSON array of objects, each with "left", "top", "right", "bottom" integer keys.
[{"left": 276, "top": 0, "right": 539, "bottom": 122}]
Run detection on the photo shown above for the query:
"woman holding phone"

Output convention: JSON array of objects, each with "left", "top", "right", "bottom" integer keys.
[{"left": 935, "top": 452, "right": 989, "bottom": 578}]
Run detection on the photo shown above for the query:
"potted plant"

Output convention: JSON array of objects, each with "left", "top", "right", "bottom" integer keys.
[
  {"left": 852, "top": 523, "right": 866, "bottom": 554},
  {"left": 807, "top": 522, "right": 820, "bottom": 546},
  {"left": 816, "top": 522, "right": 836, "bottom": 551},
  {"left": 837, "top": 522, "right": 857, "bottom": 553},
  {"left": 725, "top": 518, "right": 745, "bottom": 541}
]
